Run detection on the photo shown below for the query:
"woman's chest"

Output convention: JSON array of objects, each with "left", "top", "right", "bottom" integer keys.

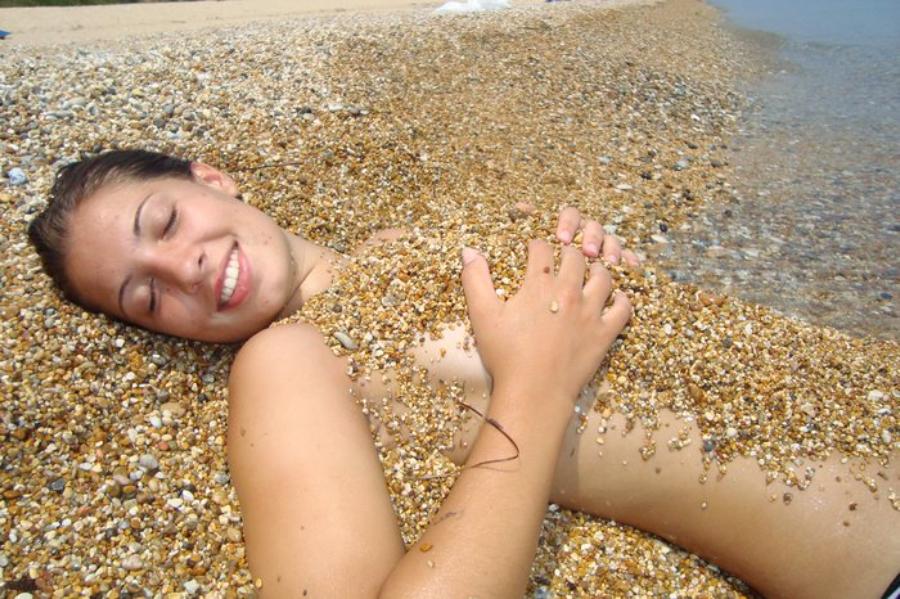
[{"left": 350, "top": 324, "right": 492, "bottom": 465}]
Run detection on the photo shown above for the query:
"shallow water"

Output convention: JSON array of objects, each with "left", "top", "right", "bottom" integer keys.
[{"left": 655, "top": 0, "right": 900, "bottom": 339}]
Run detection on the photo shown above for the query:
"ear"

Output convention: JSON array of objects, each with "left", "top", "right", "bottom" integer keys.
[{"left": 190, "top": 162, "right": 239, "bottom": 197}]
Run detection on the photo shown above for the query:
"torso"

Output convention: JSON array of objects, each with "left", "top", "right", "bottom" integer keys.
[
  {"left": 275, "top": 228, "right": 898, "bottom": 497},
  {"left": 347, "top": 324, "right": 489, "bottom": 464}
]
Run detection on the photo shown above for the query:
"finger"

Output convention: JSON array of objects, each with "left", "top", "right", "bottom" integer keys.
[
  {"left": 583, "top": 261, "right": 613, "bottom": 305},
  {"left": 598, "top": 291, "right": 633, "bottom": 343},
  {"left": 557, "top": 245, "right": 586, "bottom": 288},
  {"left": 524, "top": 238, "right": 554, "bottom": 282},
  {"left": 601, "top": 234, "right": 623, "bottom": 264},
  {"left": 461, "top": 247, "right": 500, "bottom": 326},
  {"left": 581, "top": 220, "right": 605, "bottom": 258},
  {"left": 556, "top": 206, "right": 582, "bottom": 244},
  {"left": 622, "top": 249, "right": 641, "bottom": 268}
]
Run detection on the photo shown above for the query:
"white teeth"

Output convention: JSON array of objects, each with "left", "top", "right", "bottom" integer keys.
[{"left": 219, "top": 249, "right": 240, "bottom": 305}]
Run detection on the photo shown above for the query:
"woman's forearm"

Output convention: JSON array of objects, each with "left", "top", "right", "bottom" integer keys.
[{"left": 378, "top": 382, "right": 571, "bottom": 599}]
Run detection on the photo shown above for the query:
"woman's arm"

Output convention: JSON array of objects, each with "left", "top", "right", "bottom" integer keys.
[
  {"left": 228, "top": 324, "right": 405, "bottom": 597},
  {"left": 228, "top": 240, "right": 630, "bottom": 598}
]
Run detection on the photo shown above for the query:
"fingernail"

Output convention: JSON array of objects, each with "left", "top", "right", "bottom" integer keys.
[
  {"left": 585, "top": 243, "right": 599, "bottom": 256},
  {"left": 558, "top": 231, "right": 572, "bottom": 244},
  {"left": 462, "top": 246, "right": 478, "bottom": 265}
]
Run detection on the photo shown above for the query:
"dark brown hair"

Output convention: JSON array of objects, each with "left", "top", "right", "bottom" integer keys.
[{"left": 27, "top": 150, "right": 193, "bottom": 308}]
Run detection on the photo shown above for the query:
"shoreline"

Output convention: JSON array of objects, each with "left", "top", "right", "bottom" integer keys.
[{"left": 0, "top": 0, "right": 551, "bottom": 49}]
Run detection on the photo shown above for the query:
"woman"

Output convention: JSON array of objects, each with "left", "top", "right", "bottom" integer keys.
[{"left": 29, "top": 150, "right": 899, "bottom": 598}]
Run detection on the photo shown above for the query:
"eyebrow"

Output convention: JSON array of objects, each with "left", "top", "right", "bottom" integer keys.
[{"left": 118, "top": 193, "right": 152, "bottom": 318}]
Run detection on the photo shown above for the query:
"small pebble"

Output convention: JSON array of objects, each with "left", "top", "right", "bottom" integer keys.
[
  {"left": 138, "top": 454, "right": 159, "bottom": 471},
  {"left": 333, "top": 331, "right": 358, "bottom": 350},
  {"left": 159, "top": 401, "right": 186, "bottom": 417},
  {"left": 121, "top": 555, "right": 144, "bottom": 571},
  {"left": 184, "top": 579, "right": 200, "bottom": 594},
  {"left": 7, "top": 167, "right": 27, "bottom": 186},
  {"left": 533, "top": 588, "right": 551, "bottom": 599}
]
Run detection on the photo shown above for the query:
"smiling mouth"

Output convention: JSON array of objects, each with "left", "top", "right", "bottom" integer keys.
[{"left": 219, "top": 245, "right": 241, "bottom": 306}]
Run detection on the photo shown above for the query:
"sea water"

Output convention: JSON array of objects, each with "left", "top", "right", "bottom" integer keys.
[{"left": 660, "top": 0, "right": 900, "bottom": 339}]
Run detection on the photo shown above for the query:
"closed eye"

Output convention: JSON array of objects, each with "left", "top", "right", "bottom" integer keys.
[
  {"left": 162, "top": 207, "right": 178, "bottom": 238},
  {"left": 148, "top": 278, "right": 157, "bottom": 314}
]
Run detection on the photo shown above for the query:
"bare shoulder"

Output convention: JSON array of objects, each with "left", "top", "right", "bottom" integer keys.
[
  {"left": 231, "top": 322, "right": 337, "bottom": 383},
  {"left": 227, "top": 321, "right": 346, "bottom": 471},
  {"left": 226, "top": 322, "right": 404, "bottom": 595}
]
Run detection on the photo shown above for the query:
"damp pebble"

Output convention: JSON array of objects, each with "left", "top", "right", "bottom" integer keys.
[
  {"left": 7, "top": 167, "right": 27, "bottom": 186},
  {"left": 138, "top": 454, "right": 159, "bottom": 471},
  {"left": 533, "top": 588, "right": 551, "bottom": 599},
  {"left": 121, "top": 555, "right": 144, "bottom": 571},
  {"left": 160, "top": 401, "right": 186, "bottom": 416},
  {"left": 334, "top": 331, "right": 358, "bottom": 350}
]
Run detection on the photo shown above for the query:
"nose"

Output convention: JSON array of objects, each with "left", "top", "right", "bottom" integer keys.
[{"left": 145, "top": 241, "right": 207, "bottom": 294}]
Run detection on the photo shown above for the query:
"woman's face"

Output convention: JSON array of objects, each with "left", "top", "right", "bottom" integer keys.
[{"left": 65, "top": 164, "right": 298, "bottom": 342}]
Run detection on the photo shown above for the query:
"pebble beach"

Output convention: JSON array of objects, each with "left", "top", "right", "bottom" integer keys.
[{"left": 1, "top": 0, "right": 897, "bottom": 597}]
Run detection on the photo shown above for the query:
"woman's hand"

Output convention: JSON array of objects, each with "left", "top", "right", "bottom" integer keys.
[
  {"left": 461, "top": 241, "right": 631, "bottom": 412},
  {"left": 513, "top": 202, "right": 641, "bottom": 266},
  {"left": 554, "top": 206, "right": 641, "bottom": 267}
]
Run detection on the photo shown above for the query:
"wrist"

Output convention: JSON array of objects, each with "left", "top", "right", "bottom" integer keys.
[{"left": 487, "top": 381, "right": 574, "bottom": 430}]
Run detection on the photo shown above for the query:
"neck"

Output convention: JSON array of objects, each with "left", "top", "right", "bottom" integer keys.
[{"left": 276, "top": 234, "right": 346, "bottom": 321}]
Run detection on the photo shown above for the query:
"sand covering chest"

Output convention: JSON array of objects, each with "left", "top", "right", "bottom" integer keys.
[{"left": 272, "top": 215, "right": 898, "bottom": 547}]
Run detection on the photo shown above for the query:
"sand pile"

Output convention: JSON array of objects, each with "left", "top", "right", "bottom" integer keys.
[{"left": 1, "top": 0, "right": 896, "bottom": 596}]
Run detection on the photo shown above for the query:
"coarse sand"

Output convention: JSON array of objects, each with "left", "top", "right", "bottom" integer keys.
[{"left": 0, "top": 0, "right": 896, "bottom": 596}]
